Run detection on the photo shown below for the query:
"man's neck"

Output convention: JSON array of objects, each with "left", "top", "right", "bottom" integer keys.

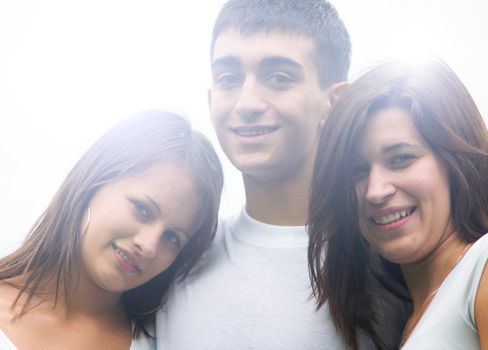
[{"left": 243, "top": 170, "right": 311, "bottom": 226}]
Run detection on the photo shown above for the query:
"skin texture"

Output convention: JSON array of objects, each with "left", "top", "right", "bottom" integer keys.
[{"left": 209, "top": 29, "right": 341, "bottom": 225}]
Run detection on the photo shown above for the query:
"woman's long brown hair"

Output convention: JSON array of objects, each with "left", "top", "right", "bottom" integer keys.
[
  {"left": 308, "top": 59, "right": 488, "bottom": 349},
  {"left": 0, "top": 110, "right": 223, "bottom": 338}
]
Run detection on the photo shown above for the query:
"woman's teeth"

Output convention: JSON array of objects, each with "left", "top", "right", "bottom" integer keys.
[{"left": 373, "top": 209, "right": 413, "bottom": 225}]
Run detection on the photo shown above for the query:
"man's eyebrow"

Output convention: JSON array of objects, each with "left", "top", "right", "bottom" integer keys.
[
  {"left": 211, "top": 55, "right": 303, "bottom": 70},
  {"left": 211, "top": 55, "right": 241, "bottom": 69},
  {"left": 260, "top": 56, "right": 303, "bottom": 70}
]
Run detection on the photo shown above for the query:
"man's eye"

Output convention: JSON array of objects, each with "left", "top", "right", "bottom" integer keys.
[
  {"left": 163, "top": 230, "right": 182, "bottom": 248},
  {"left": 267, "top": 73, "right": 293, "bottom": 89},
  {"left": 215, "top": 72, "right": 242, "bottom": 89}
]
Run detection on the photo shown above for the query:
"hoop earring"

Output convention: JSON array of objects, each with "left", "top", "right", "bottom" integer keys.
[{"left": 82, "top": 207, "right": 91, "bottom": 238}]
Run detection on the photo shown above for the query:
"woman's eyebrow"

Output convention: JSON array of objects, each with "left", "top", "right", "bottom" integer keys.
[{"left": 382, "top": 142, "right": 420, "bottom": 153}]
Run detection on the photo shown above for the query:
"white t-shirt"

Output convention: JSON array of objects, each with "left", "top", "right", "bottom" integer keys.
[{"left": 155, "top": 208, "right": 376, "bottom": 349}]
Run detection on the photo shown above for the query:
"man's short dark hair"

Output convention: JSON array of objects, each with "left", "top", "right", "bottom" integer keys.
[{"left": 211, "top": 0, "right": 351, "bottom": 87}]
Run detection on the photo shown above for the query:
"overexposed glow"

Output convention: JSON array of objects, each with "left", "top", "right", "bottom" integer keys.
[{"left": 1, "top": 0, "right": 487, "bottom": 256}]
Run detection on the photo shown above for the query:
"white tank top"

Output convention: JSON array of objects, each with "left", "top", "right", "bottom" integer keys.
[
  {"left": 401, "top": 233, "right": 488, "bottom": 349},
  {"left": 0, "top": 330, "right": 18, "bottom": 350}
]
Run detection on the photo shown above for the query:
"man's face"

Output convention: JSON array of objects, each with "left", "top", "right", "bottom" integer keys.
[{"left": 209, "top": 29, "right": 332, "bottom": 181}]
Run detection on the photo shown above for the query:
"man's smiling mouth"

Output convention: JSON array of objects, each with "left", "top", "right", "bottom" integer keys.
[{"left": 230, "top": 126, "right": 279, "bottom": 137}]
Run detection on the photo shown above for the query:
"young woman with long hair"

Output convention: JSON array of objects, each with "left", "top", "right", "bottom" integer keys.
[
  {"left": 308, "top": 59, "right": 488, "bottom": 349},
  {"left": 0, "top": 110, "right": 223, "bottom": 349}
]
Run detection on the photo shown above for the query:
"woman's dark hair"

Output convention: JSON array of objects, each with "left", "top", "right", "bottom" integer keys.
[
  {"left": 308, "top": 59, "right": 488, "bottom": 349},
  {"left": 0, "top": 110, "right": 223, "bottom": 338}
]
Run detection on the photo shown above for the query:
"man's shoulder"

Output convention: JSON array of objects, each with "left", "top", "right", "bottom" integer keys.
[{"left": 180, "top": 210, "right": 241, "bottom": 278}]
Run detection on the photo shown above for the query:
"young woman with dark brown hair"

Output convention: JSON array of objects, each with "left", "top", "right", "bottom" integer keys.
[{"left": 308, "top": 59, "right": 488, "bottom": 349}]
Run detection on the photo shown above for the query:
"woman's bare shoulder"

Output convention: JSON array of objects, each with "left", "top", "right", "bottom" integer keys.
[{"left": 0, "top": 281, "right": 21, "bottom": 326}]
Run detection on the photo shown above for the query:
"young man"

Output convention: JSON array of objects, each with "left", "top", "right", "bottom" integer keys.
[{"left": 156, "top": 1, "right": 403, "bottom": 348}]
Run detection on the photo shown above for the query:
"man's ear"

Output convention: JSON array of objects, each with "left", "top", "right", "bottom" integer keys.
[
  {"left": 319, "top": 82, "right": 350, "bottom": 128},
  {"left": 328, "top": 81, "right": 349, "bottom": 106}
]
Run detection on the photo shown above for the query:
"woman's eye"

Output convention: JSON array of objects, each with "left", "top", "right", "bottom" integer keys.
[
  {"left": 163, "top": 230, "right": 182, "bottom": 248},
  {"left": 132, "top": 201, "right": 151, "bottom": 219},
  {"left": 390, "top": 154, "right": 417, "bottom": 168},
  {"left": 351, "top": 164, "right": 369, "bottom": 182}
]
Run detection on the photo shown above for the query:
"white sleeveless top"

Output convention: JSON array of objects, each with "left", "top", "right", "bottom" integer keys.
[
  {"left": 401, "top": 233, "right": 488, "bottom": 349},
  {"left": 0, "top": 330, "right": 17, "bottom": 350}
]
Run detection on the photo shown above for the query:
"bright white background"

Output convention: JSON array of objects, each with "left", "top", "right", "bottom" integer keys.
[{"left": 1, "top": 0, "right": 487, "bottom": 256}]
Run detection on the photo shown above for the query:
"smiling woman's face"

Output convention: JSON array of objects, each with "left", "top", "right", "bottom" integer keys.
[
  {"left": 79, "top": 163, "right": 203, "bottom": 294},
  {"left": 352, "top": 107, "right": 454, "bottom": 265}
]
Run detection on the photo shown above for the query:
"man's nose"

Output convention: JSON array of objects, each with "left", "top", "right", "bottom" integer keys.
[{"left": 235, "top": 77, "right": 268, "bottom": 120}]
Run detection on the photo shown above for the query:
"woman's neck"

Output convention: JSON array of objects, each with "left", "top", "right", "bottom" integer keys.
[
  {"left": 66, "top": 268, "right": 125, "bottom": 319},
  {"left": 401, "top": 232, "right": 469, "bottom": 309},
  {"left": 7, "top": 271, "right": 125, "bottom": 321}
]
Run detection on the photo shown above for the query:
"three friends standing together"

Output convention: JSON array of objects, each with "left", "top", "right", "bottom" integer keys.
[{"left": 1, "top": 0, "right": 487, "bottom": 349}]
